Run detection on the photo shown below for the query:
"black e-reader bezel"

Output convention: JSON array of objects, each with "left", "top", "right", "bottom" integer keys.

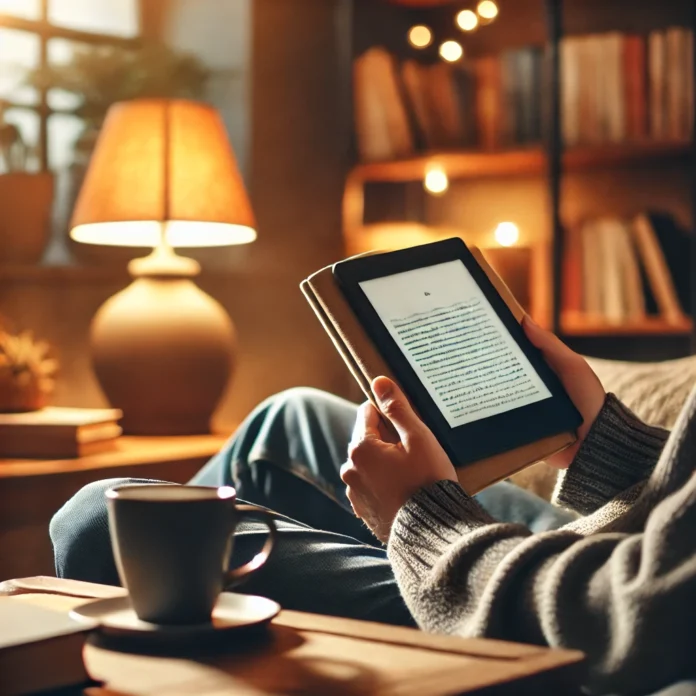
[{"left": 332, "top": 237, "right": 582, "bottom": 467}]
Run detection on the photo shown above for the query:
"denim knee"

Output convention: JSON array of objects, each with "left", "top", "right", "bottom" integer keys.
[
  {"left": 264, "top": 386, "right": 341, "bottom": 418},
  {"left": 50, "top": 477, "right": 151, "bottom": 585}
]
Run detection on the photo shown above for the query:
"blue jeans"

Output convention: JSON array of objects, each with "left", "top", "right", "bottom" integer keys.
[{"left": 50, "top": 388, "right": 574, "bottom": 626}]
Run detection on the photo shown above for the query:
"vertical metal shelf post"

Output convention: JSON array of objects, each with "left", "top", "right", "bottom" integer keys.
[{"left": 545, "top": 0, "right": 563, "bottom": 334}]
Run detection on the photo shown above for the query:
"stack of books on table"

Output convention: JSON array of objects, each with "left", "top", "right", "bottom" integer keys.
[{"left": 0, "top": 407, "right": 123, "bottom": 459}]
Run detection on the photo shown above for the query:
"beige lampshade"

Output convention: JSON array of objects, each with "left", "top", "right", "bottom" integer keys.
[{"left": 70, "top": 99, "right": 256, "bottom": 248}]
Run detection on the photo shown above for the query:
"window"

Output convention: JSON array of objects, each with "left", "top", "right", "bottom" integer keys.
[{"left": 0, "top": 0, "right": 139, "bottom": 173}]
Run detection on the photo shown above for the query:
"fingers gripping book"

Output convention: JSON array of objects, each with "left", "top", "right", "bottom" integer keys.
[{"left": 301, "top": 241, "right": 577, "bottom": 495}]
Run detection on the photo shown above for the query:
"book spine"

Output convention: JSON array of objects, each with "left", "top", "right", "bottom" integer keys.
[
  {"left": 631, "top": 214, "right": 686, "bottom": 323},
  {"left": 561, "top": 37, "right": 581, "bottom": 146},
  {"left": 623, "top": 34, "right": 648, "bottom": 140},
  {"left": 473, "top": 57, "right": 502, "bottom": 150},
  {"left": 648, "top": 30, "right": 666, "bottom": 140},
  {"left": 500, "top": 51, "right": 519, "bottom": 146},
  {"left": 516, "top": 48, "right": 535, "bottom": 143}
]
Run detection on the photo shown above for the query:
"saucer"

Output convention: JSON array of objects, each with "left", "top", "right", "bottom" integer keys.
[{"left": 69, "top": 592, "right": 281, "bottom": 640}]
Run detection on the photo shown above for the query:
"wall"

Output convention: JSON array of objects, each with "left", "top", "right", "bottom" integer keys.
[{"left": 0, "top": 0, "right": 354, "bottom": 432}]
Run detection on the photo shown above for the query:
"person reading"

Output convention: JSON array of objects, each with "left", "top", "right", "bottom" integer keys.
[{"left": 51, "top": 318, "right": 696, "bottom": 696}]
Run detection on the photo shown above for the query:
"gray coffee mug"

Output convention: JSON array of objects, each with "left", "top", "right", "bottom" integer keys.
[{"left": 106, "top": 484, "right": 277, "bottom": 625}]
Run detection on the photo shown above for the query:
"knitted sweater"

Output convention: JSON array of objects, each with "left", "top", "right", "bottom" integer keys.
[{"left": 387, "top": 391, "right": 696, "bottom": 695}]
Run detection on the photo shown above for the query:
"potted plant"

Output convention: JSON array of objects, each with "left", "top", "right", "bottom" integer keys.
[
  {"left": 0, "top": 101, "right": 54, "bottom": 264},
  {"left": 27, "top": 42, "right": 211, "bottom": 162}
]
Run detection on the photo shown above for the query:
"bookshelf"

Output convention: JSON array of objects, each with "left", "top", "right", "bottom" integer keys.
[{"left": 344, "top": 0, "right": 696, "bottom": 360}]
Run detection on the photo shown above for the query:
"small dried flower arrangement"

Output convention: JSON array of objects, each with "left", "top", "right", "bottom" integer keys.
[{"left": 0, "top": 331, "right": 58, "bottom": 412}]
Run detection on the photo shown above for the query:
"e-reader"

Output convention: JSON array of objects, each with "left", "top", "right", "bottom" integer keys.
[{"left": 332, "top": 237, "right": 582, "bottom": 467}]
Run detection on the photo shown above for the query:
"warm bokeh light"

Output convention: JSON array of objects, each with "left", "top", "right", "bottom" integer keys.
[
  {"left": 408, "top": 24, "right": 433, "bottom": 49},
  {"left": 494, "top": 222, "right": 519, "bottom": 247},
  {"left": 424, "top": 165, "right": 449, "bottom": 195},
  {"left": 70, "top": 221, "right": 257, "bottom": 248},
  {"left": 456, "top": 9, "right": 479, "bottom": 32},
  {"left": 477, "top": 0, "right": 499, "bottom": 21},
  {"left": 439, "top": 40, "right": 464, "bottom": 63}
]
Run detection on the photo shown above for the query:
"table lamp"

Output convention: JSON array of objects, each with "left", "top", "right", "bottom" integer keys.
[{"left": 70, "top": 99, "right": 256, "bottom": 435}]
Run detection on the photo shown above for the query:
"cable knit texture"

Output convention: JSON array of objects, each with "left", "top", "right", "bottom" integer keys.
[{"left": 388, "top": 391, "right": 696, "bottom": 696}]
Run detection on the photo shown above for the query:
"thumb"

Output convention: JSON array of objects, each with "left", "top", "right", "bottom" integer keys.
[
  {"left": 372, "top": 377, "right": 422, "bottom": 444},
  {"left": 522, "top": 314, "right": 581, "bottom": 376}
]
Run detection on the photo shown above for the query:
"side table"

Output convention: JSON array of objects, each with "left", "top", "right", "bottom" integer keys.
[
  {"left": 0, "top": 434, "right": 230, "bottom": 581},
  {"left": 2, "top": 578, "right": 586, "bottom": 695}
]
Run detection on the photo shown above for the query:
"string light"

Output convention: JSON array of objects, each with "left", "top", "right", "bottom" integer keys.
[
  {"left": 494, "top": 222, "right": 519, "bottom": 247},
  {"left": 456, "top": 9, "right": 479, "bottom": 32},
  {"left": 408, "top": 25, "right": 433, "bottom": 49},
  {"left": 477, "top": 0, "right": 499, "bottom": 23},
  {"left": 439, "top": 40, "right": 464, "bottom": 63},
  {"left": 424, "top": 165, "right": 449, "bottom": 195}
]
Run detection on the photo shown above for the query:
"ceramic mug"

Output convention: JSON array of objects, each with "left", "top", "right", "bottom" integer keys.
[{"left": 106, "top": 484, "right": 277, "bottom": 625}]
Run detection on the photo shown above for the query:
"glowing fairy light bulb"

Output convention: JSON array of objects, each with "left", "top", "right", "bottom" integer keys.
[
  {"left": 424, "top": 165, "right": 449, "bottom": 195},
  {"left": 408, "top": 25, "right": 433, "bottom": 49},
  {"left": 477, "top": 0, "right": 499, "bottom": 23},
  {"left": 439, "top": 40, "right": 464, "bottom": 63},
  {"left": 494, "top": 222, "right": 520, "bottom": 247},
  {"left": 456, "top": 9, "right": 479, "bottom": 32}
]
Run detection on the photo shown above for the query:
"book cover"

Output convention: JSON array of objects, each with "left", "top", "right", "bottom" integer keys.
[
  {"left": 0, "top": 597, "right": 95, "bottom": 696},
  {"left": 0, "top": 406, "right": 122, "bottom": 458}
]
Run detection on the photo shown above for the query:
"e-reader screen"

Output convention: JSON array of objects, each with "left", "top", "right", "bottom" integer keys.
[{"left": 358, "top": 259, "right": 552, "bottom": 428}]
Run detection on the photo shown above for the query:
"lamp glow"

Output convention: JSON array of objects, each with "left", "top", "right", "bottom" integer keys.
[
  {"left": 68, "top": 99, "right": 255, "bottom": 436},
  {"left": 477, "top": 0, "right": 499, "bottom": 21},
  {"left": 456, "top": 9, "right": 479, "bottom": 31},
  {"left": 424, "top": 165, "right": 449, "bottom": 195},
  {"left": 494, "top": 222, "right": 519, "bottom": 247},
  {"left": 408, "top": 24, "right": 433, "bottom": 49},
  {"left": 439, "top": 40, "right": 464, "bottom": 62}
]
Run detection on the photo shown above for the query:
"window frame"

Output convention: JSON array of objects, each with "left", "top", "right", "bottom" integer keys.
[{"left": 0, "top": 0, "right": 140, "bottom": 171}]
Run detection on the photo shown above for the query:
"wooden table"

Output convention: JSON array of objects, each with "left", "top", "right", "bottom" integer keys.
[
  {"left": 4, "top": 578, "right": 586, "bottom": 695},
  {"left": 0, "top": 435, "right": 230, "bottom": 581}
]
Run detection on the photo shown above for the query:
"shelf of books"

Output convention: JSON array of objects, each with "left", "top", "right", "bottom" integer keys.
[
  {"left": 560, "top": 212, "right": 691, "bottom": 338},
  {"left": 353, "top": 27, "right": 693, "bottom": 178}
]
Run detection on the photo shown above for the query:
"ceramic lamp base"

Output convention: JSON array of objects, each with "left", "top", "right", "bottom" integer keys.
[{"left": 90, "top": 247, "right": 235, "bottom": 435}]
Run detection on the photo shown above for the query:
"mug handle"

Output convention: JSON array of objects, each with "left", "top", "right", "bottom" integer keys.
[{"left": 223, "top": 504, "right": 277, "bottom": 587}]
